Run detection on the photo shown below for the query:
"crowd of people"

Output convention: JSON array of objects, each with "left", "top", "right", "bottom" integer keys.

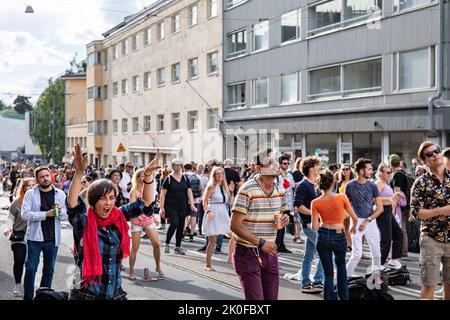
[{"left": 1, "top": 142, "right": 449, "bottom": 300}]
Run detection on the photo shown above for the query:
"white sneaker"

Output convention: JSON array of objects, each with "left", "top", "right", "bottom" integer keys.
[
  {"left": 13, "top": 284, "right": 22, "bottom": 297},
  {"left": 387, "top": 259, "right": 403, "bottom": 269},
  {"left": 164, "top": 244, "right": 170, "bottom": 254}
]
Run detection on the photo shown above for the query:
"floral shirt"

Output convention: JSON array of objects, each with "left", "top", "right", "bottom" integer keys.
[{"left": 410, "top": 168, "right": 450, "bottom": 243}]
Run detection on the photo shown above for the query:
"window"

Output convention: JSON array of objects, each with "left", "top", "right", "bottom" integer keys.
[
  {"left": 112, "top": 45, "right": 119, "bottom": 59},
  {"left": 87, "top": 87, "right": 94, "bottom": 100},
  {"left": 132, "top": 75, "right": 139, "bottom": 92},
  {"left": 394, "top": 0, "right": 429, "bottom": 12},
  {"left": 132, "top": 34, "right": 138, "bottom": 50},
  {"left": 208, "top": 52, "right": 218, "bottom": 74},
  {"left": 87, "top": 86, "right": 102, "bottom": 100},
  {"left": 281, "top": 10, "right": 300, "bottom": 43},
  {"left": 227, "top": 82, "right": 246, "bottom": 108},
  {"left": 84, "top": 137, "right": 87, "bottom": 148},
  {"left": 253, "top": 78, "right": 268, "bottom": 106},
  {"left": 208, "top": 108, "right": 218, "bottom": 129},
  {"left": 132, "top": 117, "right": 139, "bottom": 132},
  {"left": 87, "top": 51, "right": 101, "bottom": 66},
  {"left": 281, "top": 73, "right": 298, "bottom": 103},
  {"left": 253, "top": 20, "right": 269, "bottom": 51},
  {"left": 96, "top": 86, "right": 102, "bottom": 99},
  {"left": 157, "top": 68, "right": 165, "bottom": 86},
  {"left": 121, "top": 39, "right": 128, "bottom": 55},
  {"left": 144, "top": 72, "right": 151, "bottom": 89},
  {"left": 188, "top": 58, "right": 198, "bottom": 79},
  {"left": 113, "top": 82, "right": 118, "bottom": 96},
  {"left": 103, "top": 120, "right": 108, "bottom": 134},
  {"left": 113, "top": 120, "right": 118, "bottom": 134},
  {"left": 343, "top": 58, "right": 382, "bottom": 95},
  {"left": 144, "top": 28, "right": 151, "bottom": 46},
  {"left": 227, "top": 29, "right": 247, "bottom": 58},
  {"left": 122, "top": 118, "right": 128, "bottom": 133},
  {"left": 188, "top": 111, "right": 198, "bottom": 130},
  {"left": 208, "top": 0, "right": 218, "bottom": 18},
  {"left": 157, "top": 114, "right": 165, "bottom": 131},
  {"left": 308, "top": 0, "right": 341, "bottom": 36},
  {"left": 188, "top": 4, "right": 198, "bottom": 26},
  {"left": 103, "top": 85, "right": 108, "bottom": 99},
  {"left": 309, "top": 66, "right": 341, "bottom": 99},
  {"left": 172, "top": 113, "right": 180, "bottom": 130},
  {"left": 171, "top": 63, "right": 180, "bottom": 83},
  {"left": 172, "top": 14, "right": 180, "bottom": 33},
  {"left": 157, "top": 22, "right": 165, "bottom": 40},
  {"left": 87, "top": 121, "right": 102, "bottom": 134},
  {"left": 396, "top": 48, "right": 433, "bottom": 90},
  {"left": 143, "top": 116, "right": 151, "bottom": 132},
  {"left": 225, "top": 0, "right": 247, "bottom": 10},
  {"left": 122, "top": 79, "right": 128, "bottom": 95},
  {"left": 345, "top": 1, "right": 382, "bottom": 25}
]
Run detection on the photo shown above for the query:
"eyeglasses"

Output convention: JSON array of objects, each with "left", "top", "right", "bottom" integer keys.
[{"left": 424, "top": 147, "right": 441, "bottom": 158}]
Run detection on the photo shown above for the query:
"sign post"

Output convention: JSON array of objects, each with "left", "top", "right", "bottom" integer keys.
[{"left": 117, "top": 143, "right": 126, "bottom": 161}]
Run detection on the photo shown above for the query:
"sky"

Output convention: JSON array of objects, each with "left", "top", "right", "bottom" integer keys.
[{"left": 0, "top": 0, "right": 157, "bottom": 106}]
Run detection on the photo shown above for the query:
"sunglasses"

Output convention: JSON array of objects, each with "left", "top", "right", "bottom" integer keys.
[
  {"left": 342, "top": 168, "right": 350, "bottom": 171},
  {"left": 424, "top": 147, "right": 441, "bottom": 158}
]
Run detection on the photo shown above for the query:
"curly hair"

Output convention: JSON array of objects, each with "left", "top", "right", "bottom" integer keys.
[
  {"left": 301, "top": 156, "right": 320, "bottom": 177},
  {"left": 316, "top": 170, "right": 335, "bottom": 191}
]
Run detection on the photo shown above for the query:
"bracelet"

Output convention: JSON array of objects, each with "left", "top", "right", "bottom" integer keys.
[{"left": 143, "top": 179, "right": 154, "bottom": 185}]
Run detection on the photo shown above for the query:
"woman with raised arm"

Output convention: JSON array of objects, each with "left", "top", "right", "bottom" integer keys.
[{"left": 66, "top": 144, "right": 160, "bottom": 300}]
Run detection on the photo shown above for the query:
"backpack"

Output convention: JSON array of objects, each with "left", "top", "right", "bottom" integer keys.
[
  {"left": 406, "top": 219, "right": 421, "bottom": 253},
  {"left": 34, "top": 287, "right": 69, "bottom": 300},
  {"left": 186, "top": 173, "right": 202, "bottom": 198},
  {"left": 384, "top": 266, "right": 412, "bottom": 286},
  {"left": 348, "top": 277, "right": 394, "bottom": 301}
]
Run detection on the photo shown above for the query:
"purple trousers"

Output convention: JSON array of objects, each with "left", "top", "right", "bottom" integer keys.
[{"left": 232, "top": 243, "right": 279, "bottom": 300}]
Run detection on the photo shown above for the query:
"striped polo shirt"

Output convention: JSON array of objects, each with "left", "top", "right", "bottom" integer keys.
[{"left": 232, "top": 178, "right": 288, "bottom": 248}]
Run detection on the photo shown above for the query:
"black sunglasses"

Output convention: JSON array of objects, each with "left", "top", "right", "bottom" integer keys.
[
  {"left": 281, "top": 162, "right": 289, "bottom": 165},
  {"left": 424, "top": 147, "right": 441, "bottom": 158}
]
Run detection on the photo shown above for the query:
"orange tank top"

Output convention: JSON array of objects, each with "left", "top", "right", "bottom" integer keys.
[{"left": 311, "top": 194, "right": 351, "bottom": 225}]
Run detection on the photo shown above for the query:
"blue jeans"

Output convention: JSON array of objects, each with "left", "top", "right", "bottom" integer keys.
[
  {"left": 205, "top": 234, "right": 223, "bottom": 251},
  {"left": 24, "top": 240, "right": 58, "bottom": 300},
  {"left": 316, "top": 228, "right": 349, "bottom": 300},
  {"left": 300, "top": 226, "right": 324, "bottom": 287}
]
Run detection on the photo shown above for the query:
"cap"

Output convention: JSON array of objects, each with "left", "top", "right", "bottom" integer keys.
[
  {"left": 388, "top": 154, "right": 401, "bottom": 166},
  {"left": 171, "top": 159, "right": 183, "bottom": 166}
]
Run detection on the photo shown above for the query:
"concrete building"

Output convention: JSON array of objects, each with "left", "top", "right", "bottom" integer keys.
[
  {"left": 62, "top": 74, "right": 87, "bottom": 160},
  {"left": 221, "top": 0, "right": 450, "bottom": 167},
  {"left": 85, "top": 0, "right": 223, "bottom": 167}
]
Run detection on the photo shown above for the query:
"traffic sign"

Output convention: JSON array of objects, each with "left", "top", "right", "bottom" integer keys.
[{"left": 117, "top": 143, "right": 126, "bottom": 152}]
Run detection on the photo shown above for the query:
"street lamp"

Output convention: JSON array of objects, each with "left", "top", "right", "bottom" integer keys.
[{"left": 25, "top": 5, "right": 34, "bottom": 13}]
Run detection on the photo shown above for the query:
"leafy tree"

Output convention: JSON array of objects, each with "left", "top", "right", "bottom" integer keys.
[
  {"left": 30, "top": 78, "right": 65, "bottom": 163},
  {"left": 0, "top": 99, "right": 8, "bottom": 111},
  {"left": 13, "top": 95, "right": 32, "bottom": 114},
  {"left": 64, "top": 53, "right": 86, "bottom": 75}
]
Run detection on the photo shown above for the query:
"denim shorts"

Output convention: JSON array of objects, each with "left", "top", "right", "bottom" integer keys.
[{"left": 131, "top": 223, "right": 157, "bottom": 233}]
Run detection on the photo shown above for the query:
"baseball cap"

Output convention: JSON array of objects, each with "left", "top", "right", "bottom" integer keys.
[{"left": 388, "top": 154, "right": 401, "bottom": 166}]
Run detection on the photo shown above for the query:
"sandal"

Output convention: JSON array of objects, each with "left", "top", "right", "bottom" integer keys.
[
  {"left": 142, "top": 268, "right": 158, "bottom": 282},
  {"left": 128, "top": 274, "right": 137, "bottom": 281},
  {"left": 156, "top": 270, "right": 165, "bottom": 279},
  {"left": 204, "top": 266, "right": 216, "bottom": 272}
]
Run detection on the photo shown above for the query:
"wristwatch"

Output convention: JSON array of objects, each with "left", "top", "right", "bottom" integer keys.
[{"left": 258, "top": 238, "right": 266, "bottom": 249}]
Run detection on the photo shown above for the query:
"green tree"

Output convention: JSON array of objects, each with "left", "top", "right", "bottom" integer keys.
[
  {"left": 13, "top": 95, "right": 33, "bottom": 114},
  {"left": 64, "top": 53, "right": 86, "bottom": 75},
  {"left": 0, "top": 99, "right": 8, "bottom": 111},
  {"left": 31, "top": 78, "right": 65, "bottom": 163}
]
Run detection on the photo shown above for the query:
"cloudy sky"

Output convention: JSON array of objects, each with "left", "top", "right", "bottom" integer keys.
[{"left": 0, "top": 0, "right": 157, "bottom": 105}]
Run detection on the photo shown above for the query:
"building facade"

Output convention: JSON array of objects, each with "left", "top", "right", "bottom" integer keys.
[
  {"left": 221, "top": 0, "right": 450, "bottom": 167},
  {"left": 86, "top": 0, "right": 223, "bottom": 167},
  {"left": 62, "top": 74, "right": 87, "bottom": 159}
]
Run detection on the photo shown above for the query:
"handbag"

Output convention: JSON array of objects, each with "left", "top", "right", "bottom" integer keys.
[{"left": 9, "top": 230, "right": 26, "bottom": 242}]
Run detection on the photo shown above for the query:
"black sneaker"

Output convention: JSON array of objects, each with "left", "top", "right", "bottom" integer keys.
[
  {"left": 189, "top": 234, "right": 194, "bottom": 242},
  {"left": 301, "top": 284, "right": 322, "bottom": 294},
  {"left": 312, "top": 283, "right": 324, "bottom": 291},
  {"left": 197, "top": 246, "right": 207, "bottom": 252},
  {"left": 215, "top": 248, "right": 222, "bottom": 254},
  {"left": 277, "top": 246, "right": 292, "bottom": 254}
]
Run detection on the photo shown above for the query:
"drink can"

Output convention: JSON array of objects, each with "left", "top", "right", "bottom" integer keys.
[
  {"left": 274, "top": 213, "right": 282, "bottom": 229},
  {"left": 53, "top": 204, "right": 59, "bottom": 217}
]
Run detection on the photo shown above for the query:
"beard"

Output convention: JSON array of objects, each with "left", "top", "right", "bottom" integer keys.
[{"left": 39, "top": 181, "right": 52, "bottom": 188}]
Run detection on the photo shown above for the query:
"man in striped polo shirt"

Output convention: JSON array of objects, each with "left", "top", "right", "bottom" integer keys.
[{"left": 230, "top": 149, "right": 290, "bottom": 300}]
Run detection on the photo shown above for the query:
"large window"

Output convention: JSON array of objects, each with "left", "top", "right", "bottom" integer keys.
[
  {"left": 281, "top": 73, "right": 298, "bottom": 103},
  {"left": 87, "top": 121, "right": 103, "bottom": 134},
  {"left": 87, "top": 51, "right": 101, "bottom": 66},
  {"left": 157, "top": 114, "right": 165, "bottom": 131},
  {"left": 113, "top": 120, "right": 119, "bottom": 134},
  {"left": 132, "top": 117, "right": 139, "bottom": 133},
  {"left": 225, "top": 0, "right": 247, "bottom": 10},
  {"left": 253, "top": 20, "right": 269, "bottom": 52},
  {"left": 121, "top": 39, "right": 128, "bottom": 55},
  {"left": 227, "top": 29, "right": 247, "bottom": 58},
  {"left": 172, "top": 63, "right": 180, "bottom": 83},
  {"left": 157, "top": 22, "right": 165, "bottom": 40},
  {"left": 309, "top": 66, "right": 340, "bottom": 99},
  {"left": 172, "top": 113, "right": 180, "bottom": 130},
  {"left": 227, "top": 82, "right": 246, "bottom": 109},
  {"left": 113, "top": 45, "right": 119, "bottom": 59},
  {"left": 344, "top": 0, "right": 382, "bottom": 25},
  {"left": 172, "top": 14, "right": 180, "bottom": 33},
  {"left": 281, "top": 10, "right": 300, "bottom": 43},
  {"left": 394, "top": 0, "right": 430, "bottom": 12},
  {"left": 208, "top": 108, "right": 218, "bottom": 129},
  {"left": 122, "top": 79, "right": 128, "bottom": 95},
  {"left": 396, "top": 48, "right": 433, "bottom": 90},
  {"left": 113, "top": 82, "right": 118, "bottom": 96},
  {"left": 188, "top": 58, "right": 198, "bottom": 79},
  {"left": 343, "top": 58, "right": 382, "bottom": 95},
  {"left": 132, "top": 34, "right": 138, "bottom": 50},
  {"left": 132, "top": 75, "right": 139, "bottom": 92},
  {"left": 122, "top": 118, "right": 128, "bottom": 133},
  {"left": 389, "top": 132, "right": 426, "bottom": 171},
  {"left": 143, "top": 116, "right": 151, "bottom": 132},
  {"left": 208, "top": 0, "right": 218, "bottom": 18},
  {"left": 208, "top": 52, "right": 218, "bottom": 74},
  {"left": 144, "top": 28, "right": 151, "bottom": 46},
  {"left": 144, "top": 72, "right": 151, "bottom": 89},
  {"left": 308, "top": 0, "right": 341, "bottom": 36},
  {"left": 157, "top": 68, "right": 165, "bottom": 87},
  {"left": 253, "top": 78, "right": 268, "bottom": 106},
  {"left": 188, "top": 4, "right": 198, "bottom": 26},
  {"left": 188, "top": 111, "right": 198, "bottom": 130},
  {"left": 306, "top": 133, "right": 337, "bottom": 166}
]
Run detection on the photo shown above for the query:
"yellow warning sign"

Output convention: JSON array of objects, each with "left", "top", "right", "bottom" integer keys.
[{"left": 117, "top": 143, "right": 126, "bottom": 152}]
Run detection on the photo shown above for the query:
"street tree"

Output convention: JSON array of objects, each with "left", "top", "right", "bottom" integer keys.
[
  {"left": 30, "top": 78, "right": 65, "bottom": 163},
  {"left": 13, "top": 95, "right": 33, "bottom": 114},
  {"left": 0, "top": 99, "right": 9, "bottom": 111}
]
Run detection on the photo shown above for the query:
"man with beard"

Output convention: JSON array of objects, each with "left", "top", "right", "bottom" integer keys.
[{"left": 21, "top": 166, "right": 68, "bottom": 300}]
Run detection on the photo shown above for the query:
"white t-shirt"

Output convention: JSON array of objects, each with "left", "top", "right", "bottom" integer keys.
[{"left": 119, "top": 172, "right": 132, "bottom": 199}]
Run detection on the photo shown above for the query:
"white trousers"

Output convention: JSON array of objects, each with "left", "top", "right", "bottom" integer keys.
[{"left": 346, "top": 218, "right": 382, "bottom": 277}]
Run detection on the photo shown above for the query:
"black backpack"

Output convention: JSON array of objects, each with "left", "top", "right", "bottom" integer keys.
[
  {"left": 348, "top": 277, "right": 394, "bottom": 301},
  {"left": 384, "top": 265, "right": 412, "bottom": 286},
  {"left": 407, "top": 219, "right": 421, "bottom": 253},
  {"left": 34, "top": 287, "right": 69, "bottom": 300}
]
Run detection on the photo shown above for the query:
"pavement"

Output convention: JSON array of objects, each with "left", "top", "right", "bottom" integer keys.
[{"left": 0, "top": 191, "right": 443, "bottom": 300}]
